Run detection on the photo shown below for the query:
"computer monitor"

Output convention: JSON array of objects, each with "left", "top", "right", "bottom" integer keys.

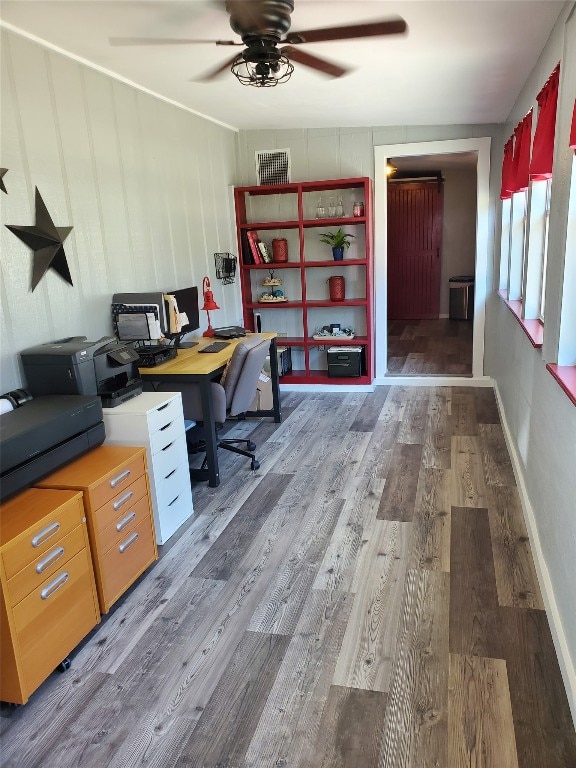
[{"left": 166, "top": 286, "right": 200, "bottom": 348}]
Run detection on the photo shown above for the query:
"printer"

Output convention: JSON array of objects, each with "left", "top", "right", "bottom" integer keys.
[{"left": 20, "top": 336, "right": 143, "bottom": 408}]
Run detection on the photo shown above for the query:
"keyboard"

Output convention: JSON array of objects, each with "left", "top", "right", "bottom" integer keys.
[{"left": 199, "top": 341, "right": 230, "bottom": 354}]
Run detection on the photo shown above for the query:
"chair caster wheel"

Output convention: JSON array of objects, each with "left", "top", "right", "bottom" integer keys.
[
  {"left": 56, "top": 658, "right": 71, "bottom": 673},
  {"left": 247, "top": 441, "right": 256, "bottom": 451},
  {"left": 251, "top": 460, "right": 260, "bottom": 471}
]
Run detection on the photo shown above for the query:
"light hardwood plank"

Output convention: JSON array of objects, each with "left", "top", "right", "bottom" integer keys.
[
  {"left": 379, "top": 568, "right": 450, "bottom": 768},
  {"left": 350, "top": 386, "right": 391, "bottom": 432},
  {"left": 396, "top": 388, "right": 429, "bottom": 445},
  {"left": 422, "top": 388, "right": 452, "bottom": 469},
  {"left": 479, "top": 423, "right": 516, "bottom": 487},
  {"left": 333, "top": 521, "right": 412, "bottom": 692},
  {"left": 448, "top": 653, "right": 519, "bottom": 768},
  {"left": 411, "top": 467, "right": 451, "bottom": 571},
  {"left": 449, "top": 435, "right": 490, "bottom": 508},
  {"left": 451, "top": 391, "right": 479, "bottom": 435}
]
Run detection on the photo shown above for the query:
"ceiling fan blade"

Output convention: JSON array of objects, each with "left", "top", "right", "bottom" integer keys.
[
  {"left": 285, "top": 17, "right": 407, "bottom": 45},
  {"left": 281, "top": 46, "right": 348, "bottom": 79},
  {"left": 193, "top": 53, "right": 243, "bottom": 82},
  {"left": 109, "top": 37, "right": 241, "bottom": 46}
]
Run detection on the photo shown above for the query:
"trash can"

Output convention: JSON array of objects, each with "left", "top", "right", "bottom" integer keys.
[{"left": 449, "top": 275, "right": 475, "bottom": 320}]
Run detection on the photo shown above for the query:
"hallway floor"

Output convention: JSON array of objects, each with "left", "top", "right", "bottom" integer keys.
[
  {"left": 388, "top": 318, "right": 473, "bottom": 375},
  {"left": 1, "top": 387, "right": 574, "bottom": 767}
]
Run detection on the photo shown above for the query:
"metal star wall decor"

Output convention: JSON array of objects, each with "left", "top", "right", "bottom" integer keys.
[
  {"left": 0, "top": 169, "right": 8, "bottom": 194},
  {"left": 5, "top": 187, "right": 73, "bottom": 291}
]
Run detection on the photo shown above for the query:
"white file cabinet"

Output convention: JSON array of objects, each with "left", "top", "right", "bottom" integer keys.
[{"left": 102, "top": 392, "right": 194, "bottom": 544}]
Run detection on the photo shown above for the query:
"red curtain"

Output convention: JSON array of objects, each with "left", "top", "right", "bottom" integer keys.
[
  {"left": 500, "top": 137, "right": 514, "bottom": 200},
  {"left": 530, "top": 64, "right": 560, "bottom": 180},
  {"left": 511, "top": 111, "right": 533, "bottom": 192},
  {"left": 570, "top": 100, "right": 576, "bottom": 151}
]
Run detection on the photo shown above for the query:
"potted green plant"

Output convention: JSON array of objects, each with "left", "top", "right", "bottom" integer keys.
[{"left": 319, "top": 227, "right": 355, "bottom": 261}]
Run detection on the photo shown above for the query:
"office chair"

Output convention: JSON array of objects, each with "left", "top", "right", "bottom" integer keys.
[{"left": 159, "top": 335, "right": 270, "bottom": 472}]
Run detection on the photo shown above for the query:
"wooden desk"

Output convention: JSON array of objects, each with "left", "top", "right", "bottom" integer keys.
[{"left": 137, "top": 333, "right": 281, "bottom": 487}]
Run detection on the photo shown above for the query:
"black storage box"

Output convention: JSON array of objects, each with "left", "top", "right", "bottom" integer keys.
[{"left": 327, "top": 346, "right": 362, "bottom": 378}]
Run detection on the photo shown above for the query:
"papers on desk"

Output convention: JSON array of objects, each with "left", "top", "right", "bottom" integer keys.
[{"left": 116, "top": 312, "right": 162, "bottom": 341}]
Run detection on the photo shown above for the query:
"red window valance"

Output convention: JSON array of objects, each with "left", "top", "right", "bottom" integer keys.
[
  {"left": 570, "top": 100, "right": 576, "bottom": 151},
  {"left": 500, "top": 137, "right": 514, "bottom": 200},
  {"left": 530, "top": 64, "right": 560, "bottom": 180},
  {"left": 511, "top": 111, "right": 532, "bottom": 193}
]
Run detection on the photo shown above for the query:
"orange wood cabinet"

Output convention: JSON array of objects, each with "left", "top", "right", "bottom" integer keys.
[
  {"left": 0, "top": 488, "right": 100, "bottom": 704},
  {"left": 37, "top": 446, "right": 158, "bottom": 614}
]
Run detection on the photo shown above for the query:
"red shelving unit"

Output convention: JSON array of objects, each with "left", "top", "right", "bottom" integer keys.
[{"left": 234, "top": 177, "right": 374, "bottom": 386}]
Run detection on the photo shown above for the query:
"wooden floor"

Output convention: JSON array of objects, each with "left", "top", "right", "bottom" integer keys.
[
  {"left": 2, "top": 387, "right": 575, "bottom": 767},
  {"left": 388, "top": 318, "right": 473, "bottom": 375}
]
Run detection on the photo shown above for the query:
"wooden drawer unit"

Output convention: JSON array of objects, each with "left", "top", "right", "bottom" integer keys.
[
  {"left": 0, "top": 488, "right": 100, "bottom": 705},
  {"left": 102, "top": 392, "right": 195, "bottom": 544},
  {"left": 37, "top": 446, "right": 158, "bottom": 614}
]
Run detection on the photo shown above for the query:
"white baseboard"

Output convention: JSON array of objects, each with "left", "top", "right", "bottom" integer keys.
[
  {"left": 280, "top": 383, "right": 375, "bottom": 393},
  {"left": 493, "top": 382, "right": 576, "bottom": 726},
  {"left": 373, "top": 375, "right": 493, "bottom": 387}
]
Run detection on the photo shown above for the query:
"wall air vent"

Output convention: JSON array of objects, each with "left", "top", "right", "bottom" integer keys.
[{"left": 255, "top": 149, "right": 291, "bottom": 186}]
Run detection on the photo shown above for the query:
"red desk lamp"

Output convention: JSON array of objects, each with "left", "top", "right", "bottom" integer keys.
[{"left": 201, "top": 276, "right": 220, "bottom": 337}]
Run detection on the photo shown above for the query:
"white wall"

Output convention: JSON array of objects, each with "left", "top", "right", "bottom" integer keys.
[
  {"left": 484, "top": 3, "right": 576, "bottom": 717},
  {"left": 0, "top": 30, "right": 240, "bottom": 394},
  {"left": 440, "top": 167, "right": 477, "bottom": 315}
]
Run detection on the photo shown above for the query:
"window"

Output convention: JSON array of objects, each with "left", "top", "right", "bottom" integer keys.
[
  {"left": 522, "top": 178, "right": 552, "bottom": 320},
  {"left": 539, "top": 178, "right": 552, "bottom": 318},
  {"left": 499, "top": 198, "right": 512, "bottom": 291},
  {"left": 508, "top": 190, "right": 528, "bottom": 301}
]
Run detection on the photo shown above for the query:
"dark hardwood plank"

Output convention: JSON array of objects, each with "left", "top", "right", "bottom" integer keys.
[
  {"left": 487, "top": 486, "right": 544, "bottom": 609},
  {"left": 474, "top": 386, "right": 501, "bottom": 424},
  {"left": 190, "top": 472, "right": 294, "bottom": 580},
  {"left": 349, "top": 386, "right": 391, "bottom": 432},
  {"left": 310, "top": 686, "right": 388, "bottom": 768},
  {"left": 450, "top": 435, "right": 490, "bottom": 508},
  {"left": 173, "top": 631, "right": 290, "bottom": 767},
  {"left": 449, "top": 506, "right": 503, "bottom": 658},
  {"left": 448, "top": 653, "right": 519, "bottom": 768},
  {"left": 377, "top": 443, "right": 423, "bottom": 522},
  {"left": 422, "top": 388, "right": 452, "bottom": 469}
]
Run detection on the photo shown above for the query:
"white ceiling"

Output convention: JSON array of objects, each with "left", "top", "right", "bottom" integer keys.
[{"left": 0, "top": 0, "right": 565, "bottom": 132}]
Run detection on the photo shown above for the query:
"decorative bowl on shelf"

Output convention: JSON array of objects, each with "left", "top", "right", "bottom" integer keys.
[
  {"left": 312, "top": 333, "right": 355, "bottom": 340},
  {"left": 262, "top": 278, "right": 283, "bottom": 286},
  {"left": 259, "top": 296, "right": 288, "bottom": 303}
]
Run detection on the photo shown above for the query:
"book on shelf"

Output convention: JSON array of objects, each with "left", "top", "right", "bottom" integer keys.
[
  {"left": 240, "top": 229, "right": 253, "bottom": 265},
  {"left": 257, "top": 241, "right": 273, "bottom": 263},
  {"left": 246, "top": 230, "right": 263, "bottom": 264}
]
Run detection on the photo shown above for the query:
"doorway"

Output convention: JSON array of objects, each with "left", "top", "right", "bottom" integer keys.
[{"left": 373, "top": 138, "right": 491, "bottom": 382}]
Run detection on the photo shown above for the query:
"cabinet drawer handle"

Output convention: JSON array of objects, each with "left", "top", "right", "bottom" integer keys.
[
  {"left": 168, "top": 495, "right": 180, "bottom": 507},
  {"left": 110, "top": 469, "right": 131, "bottom": 488},
  {"left": 159, "top": 421, "right": 173, "bottom": 431},
  {"left": 40, "top": 572, "right": 69, "bottom": 600},
  {"left": 119, "top": 532, "right": 139, "bottom": 553},
  {"left": 116, "top": 511, "right": 136, "bottom": 532},
  {"left": 36, "top": 546, "right": 65, "bottom": 574},
  {"left": 165, "top": 468, "right": 177, "bottom": 480},
  {"left": 161, "top": 441, "right": 174, "bottom": 452},
  {"left": 157, "top": 403, "right": 169, "bottom": 411},
  {"left": 31, "top": 521, "right": 60, "bottom": 548},
  {"left": 113, "top": 491, "right": 133, "bottom": 511}
]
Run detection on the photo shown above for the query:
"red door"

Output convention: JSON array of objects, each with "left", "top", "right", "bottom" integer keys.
[{"left": 387, "top": 181, "right": 443, "bottom": 319}]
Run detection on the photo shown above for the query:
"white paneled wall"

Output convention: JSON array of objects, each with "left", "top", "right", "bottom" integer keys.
[{"left": 0, "top": 30, "right": 240, "bottom": 393}]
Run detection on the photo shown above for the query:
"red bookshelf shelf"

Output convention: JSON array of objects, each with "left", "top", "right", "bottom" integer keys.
[{"left": 234, "top": 177, "right": 374, "bottom": 385}]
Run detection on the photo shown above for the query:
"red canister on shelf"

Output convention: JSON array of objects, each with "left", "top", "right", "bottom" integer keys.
[
  {"left": 328, "top": 275, "right": 345, "bottom": 302},
  {"left": 272, "top": 238, "right": 288, "bottom": 263}
]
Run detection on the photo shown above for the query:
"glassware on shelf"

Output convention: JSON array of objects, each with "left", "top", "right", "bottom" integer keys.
[
  {"left": 316, "top": 196, "right": 325, "bottom": 219},
  {"left": 328, "top": 197, "right": 336, "bottom": 217},
  {"left": 335, "top": 196, "right": 344, "bottom": 217},
  {"left": 353, "top": 201, "right": 364, "bottom": 217}
]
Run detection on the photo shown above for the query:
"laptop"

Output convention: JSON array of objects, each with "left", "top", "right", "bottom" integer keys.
[{"left": 213, "top": 326, "right": 247, "bottom": 339}]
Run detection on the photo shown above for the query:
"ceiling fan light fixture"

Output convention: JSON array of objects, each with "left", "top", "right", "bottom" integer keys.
[
  {"left": 386, "top": 163, "right": 398, "bottom": 176},
  {"left": 231, "top": 51, "right": 294, "bottom": 87}
]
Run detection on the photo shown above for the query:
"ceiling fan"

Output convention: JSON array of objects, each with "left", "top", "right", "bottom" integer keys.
[{"left": 110, "top": 0, "right": 408, "bottom": 87}]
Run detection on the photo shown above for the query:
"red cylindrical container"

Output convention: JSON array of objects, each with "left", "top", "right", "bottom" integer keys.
[
  {"left": 272, "top": 238, "right": 288, "bottom": 263},
  {"left": 328, "top": 275, "right": 345, "bottom": 302}
]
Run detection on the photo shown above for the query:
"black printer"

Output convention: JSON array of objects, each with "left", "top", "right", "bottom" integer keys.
[{"left": 20, "top": 336, "right": 143, "bottom": 408}]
